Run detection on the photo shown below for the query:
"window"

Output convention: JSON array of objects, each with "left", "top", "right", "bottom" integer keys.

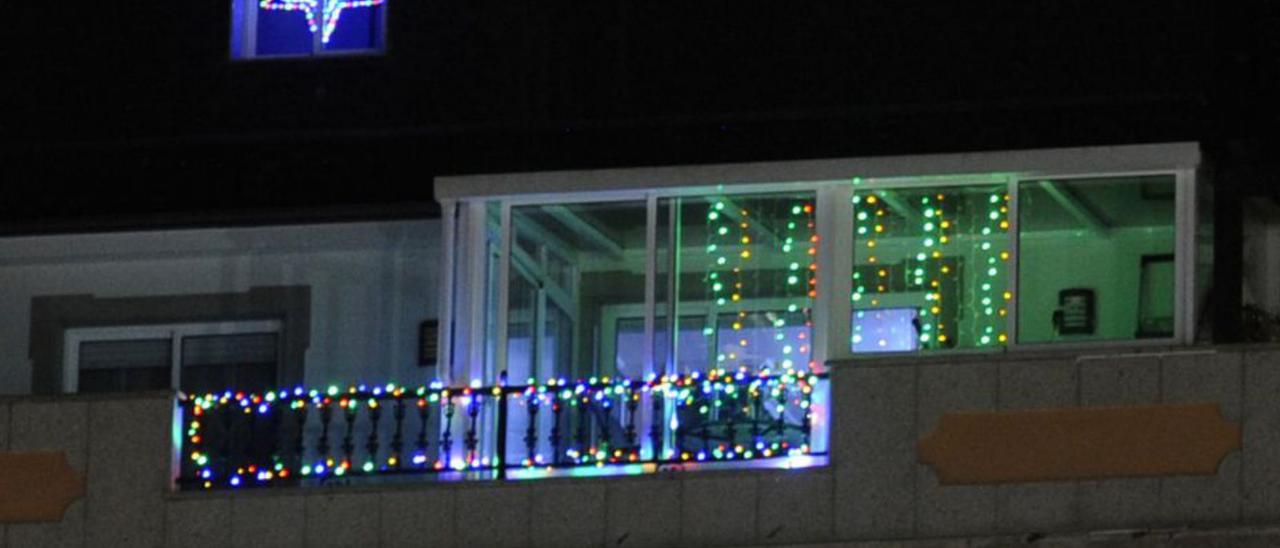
[
  {"left": 231, "top": 0, "right": 385, "bottom": 59},
  {"left": 1016, "top": 175, "right": 1178, "bottom": 343},
  {"left": 504, "top": 201, "right": 649, "bottom": 383},
  {"left": 436, "top": 144, "right": 1200, "bottom": 476},
  {"left": 851, "top": 183, "right": 1012, "bottom": 352},
  {"left": 659, "top": 192, "right": 819, "bottom": 375},
  {"left": 64, "top": 321, "right": 281, "bottom": 395}
]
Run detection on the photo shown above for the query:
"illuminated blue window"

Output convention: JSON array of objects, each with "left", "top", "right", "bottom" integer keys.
[
  {"left": 851, "top": 308, "right": 921, "bottom": 353},
  {"left": 231, "top": 0, "right": 385, "bottom": 59}
]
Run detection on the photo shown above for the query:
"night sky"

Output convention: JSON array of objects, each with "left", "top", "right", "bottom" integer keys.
[{"left": 1, "top": 1, "right": 1275, "bottom": 233}]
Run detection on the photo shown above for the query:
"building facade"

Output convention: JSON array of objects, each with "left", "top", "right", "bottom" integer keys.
[{"left": 4, "top": 1, "right": 1280, "bottom": 547}]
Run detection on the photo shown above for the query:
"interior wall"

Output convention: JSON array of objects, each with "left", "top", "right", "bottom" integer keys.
[
  {"left": 1017, "top": 228, "right": 1176, "bottom": 343},
  {"left": 0, "top": 220, "right": 441, "bottom": 395}
]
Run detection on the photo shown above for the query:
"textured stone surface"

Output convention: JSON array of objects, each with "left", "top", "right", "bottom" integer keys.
[
  {"left": 166, "top": 496, "right": 232, "bottom": 546},
  {"left": 304, "top": 492, "right": 380, "bottom": 547},
  {"left": 915, "top": 467, "right": 997, "bottom": 538},
  {"left": 681, "top": 474, "right": 758, "bottom": 547},
  {"left": 756, "top": 470, "right": 833, "bottom": 545},
  {"left": 230, "top": 494, "right": 306, "bottom": 548},
  {"left": 1242, "top": 349, "right": 1280, "bottom": 521},
  {"left": 1077, "top": 478, "right": 1160, "bottom": 528},
  {"left": 456, "top": 485, "right": 530, "bottom": 548},
  {"left": 606, "top": 478, "right": 681, "bottom": 548},
  {"left": 1158, "top": 351, "right": 1244, "bottom": 526},
  {"left": 997, "top": 358, "right": 1079, "bottom": 409},
  {"left": 917, "top": 362, "right": 997, "bottom": 435},
  {"left": 995, "top": 482, "right": 1077, "bottom": 534},
  {"left": 8, "top": 400, "right": 88, "bottom": 468},
  {"left": 0, "top": 402, "right": 10, "bottom": 451},
  {"left": 6, "top": 400, "right": 88, "bottom": 547},
  {"left": 994, "top": 359, "right": 1079, "bottom": 534},
  {"left": 1162, "top": 351, "right": 1243, "bottom": 420},
  {"left": 916, "top": 363, "right": 997, "bottom": 537},
  {"left": 85, "top": 396, "right": 172, "bottom": 547},
  {"left": 1079, "top": 355, "right": 1160, "bottom": 406},
  {"left": 380, "top": 488, "right": 456, "bottom": 548},
  {"left": 1159, "top": 452, "right": 1243, "bottom": 525},
  {"left": 834, "top": 365, "right": 916, "bottom": 539},
  {"left": 1, "top": 402, "right": 8, "bottom": 548},
  {"left": 529, "top": 482, "right": 605, "bottom": 548},
  {"left": 6, "top": 500, "right": 85, "bottom": 548}
]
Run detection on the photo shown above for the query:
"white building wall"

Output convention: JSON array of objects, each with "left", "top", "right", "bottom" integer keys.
[{"left": 0, "top": 219, "right": 442, "bottom": 395}]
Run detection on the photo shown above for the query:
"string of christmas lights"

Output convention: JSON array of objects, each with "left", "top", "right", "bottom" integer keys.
[
  {"left": 181, "top": 369, "right": 823, "bottom": 490},
  {"left": 701, "top": 196, "right": 816, "bottom": 374},
  {"left": 975, "top": 191, "right": 1012, "bottom": 346},
  {"left": 259, "top": 0, "right": 383, "bottom": 43},
  {"left": 852, "top": 185, "right": 1014, "bottom": 351}
]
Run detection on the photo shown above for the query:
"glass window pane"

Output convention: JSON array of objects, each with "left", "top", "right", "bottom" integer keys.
[
  {"left": 321, "top": 3, "right": 384, "bottom": 52},
  {"left": 1016, "top": 175, "right": 1177, "bottom": 343},
  {"left": 254, "top": 9, "right": 314, "bottom": 56},
  {"left": 852, "top": 184, "right": 1012, "bottom": 352},
  {"left": 507, "top": 201, "right": 648, "bottom": 382},
  {"left": 661, "top": 192, "right": 817, "bottom": 374}
]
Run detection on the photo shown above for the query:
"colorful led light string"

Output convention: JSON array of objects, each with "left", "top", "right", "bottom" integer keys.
[
  {"left": 922, "top": 192, "right": 948, "bottom": 348},
  {"left": 182, "top": 369, "right": 822, "bottom": 489},
  {"left": 853, "top": 191, "right": 916, "bottom": 348},
  {"left": 258, "top": 0, "right": 384, "bottom": 44},
  {"left": 703, "top": 197, "right": 816, "bottom": 374},
  {"left": 851, "top": 189, "right": 867, "bottom": 347},
  {"left": 975, "top": 190, "right": 1012, "bottom": 346},
  {"left": 786, "top": 200, "right": 818, "bottom": 371}
]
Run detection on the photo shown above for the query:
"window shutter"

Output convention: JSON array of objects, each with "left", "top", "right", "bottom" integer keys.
[{"left": 79, "top": 339, "right": 171, "bottom": 370}]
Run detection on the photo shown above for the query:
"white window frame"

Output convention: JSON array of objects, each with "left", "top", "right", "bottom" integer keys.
[
  {"left": 62, "top": 320, "right": 282, "bottom": 394},
  {"left": 435, "top": 142, "right": 1203, "bottom": 378}
]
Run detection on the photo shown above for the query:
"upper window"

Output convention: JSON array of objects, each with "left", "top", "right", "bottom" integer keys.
[
  {"left": 851, "top": 183, "right": 1012, "bottom": 352},
  {"left": 1016, "top": 175, "right": 1178, "bottom": 343},
  {"left": 64, "top": 321, "right": 281, "bottom": 395},
  {"left": 231, "top": 0, "right": 385, "bottom": 59}
]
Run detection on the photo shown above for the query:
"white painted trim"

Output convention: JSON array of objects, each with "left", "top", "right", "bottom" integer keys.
[
  {"left": 435, "top": 143, "right": 1200, "bottom": 200},
  {"left": 63, "top": 320, "right": 282, "bottom": 394},
  {"left": 817, "top": 184, "right": 854, "bottom": 366},
  {"left": 437, "top": 200, "right": 458, "bottom": 378},
  {"left": 642, "top": 194, "right": 658, "bottom": 380}
]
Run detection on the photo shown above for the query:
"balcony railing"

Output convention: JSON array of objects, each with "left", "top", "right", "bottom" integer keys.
[{"left": 177, "top": 369, "right": 828, "bottom": 490}]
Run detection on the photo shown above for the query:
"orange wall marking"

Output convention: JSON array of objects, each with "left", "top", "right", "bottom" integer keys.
[
  {"left": 917, "top": 403, "right": 1240, "bottom": 485},
  {"left": 0, "top": 451, "right": 86, "bottom": 523}
]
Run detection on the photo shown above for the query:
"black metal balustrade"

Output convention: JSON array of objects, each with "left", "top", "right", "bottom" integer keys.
[{"left": 177, "top": 370, "right": 827, "bottom": 490}]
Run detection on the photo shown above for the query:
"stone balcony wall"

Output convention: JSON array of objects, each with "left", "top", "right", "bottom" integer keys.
[{"left": 1, "top": 344, "right": 1277, "bottom": 547}]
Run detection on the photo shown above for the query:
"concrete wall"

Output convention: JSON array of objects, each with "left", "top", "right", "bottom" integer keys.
[
  {"left": 0, "top": 220, "right": 440, "bottom": 395},
  {"left": 3, "top": 345, "right": 1279, "bottom": 547},
  {"left": 833, "top": 346, "right": 1280, "bottom": 542}
]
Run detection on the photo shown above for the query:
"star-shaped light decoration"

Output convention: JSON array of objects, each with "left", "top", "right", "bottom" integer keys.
[{"left": 259, "top": 0, "right": 384, "bottom": 44}]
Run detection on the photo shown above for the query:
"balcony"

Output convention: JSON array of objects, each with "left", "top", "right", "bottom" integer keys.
[
  {"left": 1, "top": 346, "right": 1278, "bottom": 546},
  {"left": 176, "top": 370, "right": 828, "bottom": 490}
]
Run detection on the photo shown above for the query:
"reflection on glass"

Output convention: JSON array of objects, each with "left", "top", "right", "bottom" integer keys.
[
  {"left": 1017, "top": 175, "right": 1177, "bottom": 343},
  {"left": 614, "top": 317, "right": 707, "bottom": 378},
  {"left": 507, "top": 201, "right": 648, "bottom": 382},
  {"left": 851, "top": 184, "right": 1012, "bottom": 352},
  {"left": 660, "top": 192, "right": 818, "bottom": 374},
  {"left": 852, "top": 308, "right": 920, "bottom": 352}
]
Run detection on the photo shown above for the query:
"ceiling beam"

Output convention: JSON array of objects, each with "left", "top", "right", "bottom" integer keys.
[
  {"left": 1036, "top": 180, "right": 1111, "bottom": 238},
  {"left": 543, "top": 205, "right": 625, "bottom": 259}
]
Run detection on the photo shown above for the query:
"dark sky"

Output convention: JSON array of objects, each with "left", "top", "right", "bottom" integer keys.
[{"left": 1, "top": 0, "right": 1275, "bottom": 233}]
